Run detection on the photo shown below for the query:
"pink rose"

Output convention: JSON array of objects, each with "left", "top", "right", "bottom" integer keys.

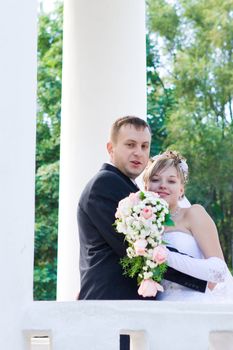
[
  {"left": 152, "top": 245, "right": 168, "bottom": 265},
  {"left": 138, "top": 279, "right": 164, "bottom": 297},
  {"left": 141, "top": 206, "right": 153, "bottom": 219},
  {"left": 133, "top": 239, "right": 148, "bottom": 256}
]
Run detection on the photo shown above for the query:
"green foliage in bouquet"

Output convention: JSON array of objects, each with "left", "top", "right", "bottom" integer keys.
[
  {"left": 120, "top": 256, "right": 144, "bottom": 281},
  {"left": 152, "top": 263, "right": 168, "bottom": 282},
  {"left": 120, "top": 255, "right": 168, "bottom": 285}
]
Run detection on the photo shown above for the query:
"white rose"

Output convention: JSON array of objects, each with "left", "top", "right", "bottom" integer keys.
[
  {"left": 133, "top": 220, "right": 141, "bottom": 230},
  {"left": 133, "top": 206, "right": 141, "bottom": 214},
  {"left": 147, "top": 249, "right": 154, "bottom": 258},
  {"left": 125, "top": 216, "right": 134, "bottom": 226},
  {"left": 126, "top": 247, "right": 135, "bottom": 258},
  {"left": 147, "top": 237, "right": 156, "bottom": 247},
  {"left": 143, "top": 271, "right": 153, "bottom": 279},
  {"left": 116, "top": 222, "right": 126, "bottom": 234},
  {"left": 126, "top": 226, "right": 137, "bottom": 239}
]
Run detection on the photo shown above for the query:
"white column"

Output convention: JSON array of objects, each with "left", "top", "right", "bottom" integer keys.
[
  {"left": 0, "top": 0, "right": 37, "bottom": 348},
  {"left": 57, "top": 0, "right": 147, "bottom": 300}
]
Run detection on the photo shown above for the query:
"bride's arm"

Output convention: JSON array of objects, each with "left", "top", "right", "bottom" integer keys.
[
  {"left": 166, "top": 205, "right": 227, "bottom": 284},
  {"left": 167, "top": 251, "right": 227, "bottom": 284},
  {"left": 189, "top": 204, "right": 225, "bottom": 287}
]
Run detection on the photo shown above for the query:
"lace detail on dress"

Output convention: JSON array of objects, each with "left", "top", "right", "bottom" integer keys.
[{"left": 208, "top": 262, "right": 227, "bottom": 283}]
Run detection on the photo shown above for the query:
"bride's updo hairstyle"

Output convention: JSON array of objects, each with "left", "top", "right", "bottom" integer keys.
[{"left": 143, "top": 150, "right": 189, "bottom": 189}]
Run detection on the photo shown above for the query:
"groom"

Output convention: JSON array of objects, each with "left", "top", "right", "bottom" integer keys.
[{"left": 77, "top": 115, "right": 207, "bottom": 300}]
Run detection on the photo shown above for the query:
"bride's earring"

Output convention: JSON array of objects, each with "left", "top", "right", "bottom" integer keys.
[{"left": 179, "top": 193, "right": 184, "bottom": 200}]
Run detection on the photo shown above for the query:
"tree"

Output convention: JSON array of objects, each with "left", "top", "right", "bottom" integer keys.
[
  {"left": 146, "top": 34, "right": 175, "bottom": 156},
  {"left": 34, "top": 2, "right": 63, "bottom": 300},
  {"left": 147, "top": 0, "right": 233, "bottom": 266}
]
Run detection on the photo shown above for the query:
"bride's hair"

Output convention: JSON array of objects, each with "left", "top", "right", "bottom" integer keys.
[{"left": 143, "top": 150, "right": 189, "bottom": 187}]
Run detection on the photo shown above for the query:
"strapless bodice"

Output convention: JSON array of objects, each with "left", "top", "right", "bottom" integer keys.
[{"left": 163, "top": 230, "right": 204, "bottom": 259}]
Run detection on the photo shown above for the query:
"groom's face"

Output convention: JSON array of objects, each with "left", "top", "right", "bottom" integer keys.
[{"left": 107, "top": 124, "right": 151, "bottom": 179}]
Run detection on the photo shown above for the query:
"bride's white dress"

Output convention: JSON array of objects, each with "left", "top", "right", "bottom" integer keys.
[{"left": 157, "top": 231, "right": 233, "bottom": 302}]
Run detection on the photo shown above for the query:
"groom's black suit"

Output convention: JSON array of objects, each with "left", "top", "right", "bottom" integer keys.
[{"left": 77, "top": 163, "right": 207, "bottom": 300}]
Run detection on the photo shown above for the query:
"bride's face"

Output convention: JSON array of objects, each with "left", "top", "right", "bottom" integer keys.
[{"left": 147, "top": 165, "right": 184, "bottom": 209}]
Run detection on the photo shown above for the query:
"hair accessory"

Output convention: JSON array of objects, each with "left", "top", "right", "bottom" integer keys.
[
  {"left": 152, "top": 155, "right": 160, "bottom": 161},
  {"left": 178, "top": 159, "right": 188, "bottom": 180}
]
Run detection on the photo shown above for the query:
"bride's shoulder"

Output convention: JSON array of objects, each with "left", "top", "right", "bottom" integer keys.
[{"left": 184, "top": 204, "right": 207, "bottom": 220}]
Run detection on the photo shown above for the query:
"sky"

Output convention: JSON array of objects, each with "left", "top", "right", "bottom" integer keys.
[{"left": 39, "top": 0, "right": 56, "bottom": 13}]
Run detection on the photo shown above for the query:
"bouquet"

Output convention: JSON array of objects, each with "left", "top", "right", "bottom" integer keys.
[{"left": 114, "top": 190, "right": 173, "bottom": 298}]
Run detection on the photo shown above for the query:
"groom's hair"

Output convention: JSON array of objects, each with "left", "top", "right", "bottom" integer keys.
[{"left": 110, "top": 116, "right": 151, "bottom": 143}]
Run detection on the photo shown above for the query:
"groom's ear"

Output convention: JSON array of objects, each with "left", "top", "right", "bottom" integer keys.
[{"left": 107, "top": 141, "right": 113, "bottom": 155}]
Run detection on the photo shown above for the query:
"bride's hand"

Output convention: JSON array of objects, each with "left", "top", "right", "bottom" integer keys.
[{"left": 207, "top": 282, "right": 217, "bottom": 290}]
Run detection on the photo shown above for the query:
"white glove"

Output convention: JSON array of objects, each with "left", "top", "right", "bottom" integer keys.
[{"left": 167, "top": 250, "right": 227, "bottom": 283}]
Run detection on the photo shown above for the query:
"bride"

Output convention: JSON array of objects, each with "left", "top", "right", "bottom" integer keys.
[{"left": 143, "top": 150, "right": 233, "bottom": 301}]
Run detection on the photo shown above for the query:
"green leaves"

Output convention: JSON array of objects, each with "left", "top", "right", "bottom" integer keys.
[
  {"left": 139, "top": 191, "right": 146, "bottom": 200},
  {"left": 120, "top": 256, "right": 144, "bottom": 280},
  {"left": 146, "top": 34, "right": 176, "bottom": 156},
  {"left": 152, "top": 263, "right": 167, "bottom": 282},
  {"left": 34, "top": 2, "right": 63, "bottom": 300},
  {"left": 120, "top": 256, "right": 168, "bottom": 285},
  {"left": 164, "top": 214, "right": 174, "bottom": 227},
  {"left": 147, "top": 0, "right": 180, "bottom": 43}
]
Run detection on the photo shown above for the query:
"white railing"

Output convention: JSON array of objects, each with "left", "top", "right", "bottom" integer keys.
[{"left": 23, "top": 301, "right": 233, "bottom": 350}]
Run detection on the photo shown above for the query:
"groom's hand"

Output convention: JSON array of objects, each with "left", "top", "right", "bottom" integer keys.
[
  {"left": 166, "top": 245, "right": 191, "bottom": 256},
  {"left": 166, "top": 246, "right": 179, "bottom": 253}
]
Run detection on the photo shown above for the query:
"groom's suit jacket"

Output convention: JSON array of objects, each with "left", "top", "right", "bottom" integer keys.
[{"left": 77, "top": 163, "right": 207, "bottom": 300}]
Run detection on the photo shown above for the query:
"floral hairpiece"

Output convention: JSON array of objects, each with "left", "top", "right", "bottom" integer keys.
[{"left": 178, "top": 159, "right": 189, "bottom": 181}]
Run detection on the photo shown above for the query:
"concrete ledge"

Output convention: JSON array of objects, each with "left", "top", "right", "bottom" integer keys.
[
  {"left": 209, "top": 331, "right": 233, "bottom": 350},
  {"left": 22, "top": 301, "right": 233, "bottom": 350}
]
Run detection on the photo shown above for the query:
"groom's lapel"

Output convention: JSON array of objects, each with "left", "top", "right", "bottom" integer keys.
[{"left": 100, "top": 163, "right": 139, "bottom": 191}]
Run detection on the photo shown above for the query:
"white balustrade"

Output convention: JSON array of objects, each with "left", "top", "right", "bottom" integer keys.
[{"left": 22, "top": 301, "right": 233, "bottom": 350}]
